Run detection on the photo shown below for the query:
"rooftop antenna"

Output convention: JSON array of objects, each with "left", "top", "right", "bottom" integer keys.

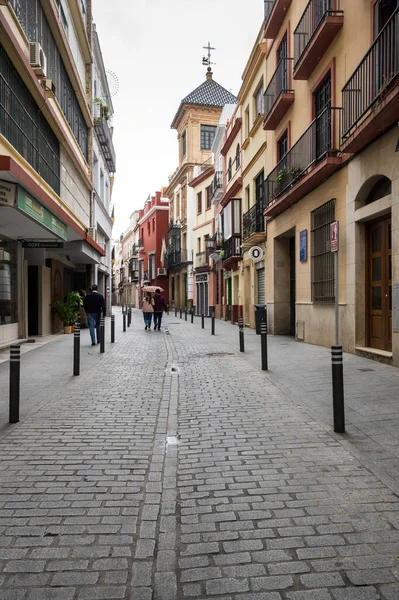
[{"left": 202, "top": 41, "right": 216, "bottom": 72}]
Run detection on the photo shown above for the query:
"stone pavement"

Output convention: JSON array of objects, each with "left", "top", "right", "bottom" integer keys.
[{"left": 0, "top": 308, "right": 398, "bottom": 600}]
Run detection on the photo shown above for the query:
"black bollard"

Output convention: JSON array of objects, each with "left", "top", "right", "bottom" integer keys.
[
  {"left": 185, "top": 308, "right": 187, "bottom": 322},
  {"left": 211, "top": 311, "right": 215, "bottom": 335},
  {"left": 9, "top": 344, "right": 20, "bottom": 424},
  {"left": 100, "top": 317, "right": 105, "bottom": 353},
  {"left": 167, "top": 306, "right": 169, "bottom": 316},
  {"left": 331, "top": 346, "right": 345, "bottom": 433},
  {"left": 191, "top": 308, "right": 194, "bottom": 324},
  {"left": 180, "top": 307, "right": 182, "bottom": 319},
  {"left": 260, "top": 321, "right": 268, "bottom": 371},
  {"left": 73, "top": 322, "right": 80, "bottom": 376},
  {"left": 201, "top": 313, "right": 205, "bottom": 329},
  {"left": 123, "top": 313, "right": 126, "bottom": 332},
  {"left": 128, "top": 308, "right": 131, "bottom": 327},
  {"left": 175, "top": 307, "right": 177, "bottom": 317},
  {"left": 111, "top": 314, "right": 115, "bottom": 343},
  {"left": 239, "top": 317, "right": 245, "bottom": 352}
]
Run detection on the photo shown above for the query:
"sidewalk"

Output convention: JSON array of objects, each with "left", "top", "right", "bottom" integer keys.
[{"left": 0, "top": 307, "right": 398, "bottom": 600}]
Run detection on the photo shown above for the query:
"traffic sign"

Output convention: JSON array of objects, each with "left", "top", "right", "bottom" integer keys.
[
  {"left": 249, "top": 246, "right": 264, "bottom": 261},
  {"left": 330, "top": 221, "right": 339, "bottom": 252}
]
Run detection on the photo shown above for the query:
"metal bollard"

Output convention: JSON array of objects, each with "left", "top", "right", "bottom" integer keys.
[
  {"left": 9, "top": 344, "right": 20, "bottom": 424},
  {"left": 100, "top": 317, "right": 105, "bottom": 353},
  {"left": 175, "top": 307, "right": 177, "bottom": 317},
  {"left": 191, "top": 308, "right": 194, "bottom": 324},
  {"left": 111, "top": 314, "right": 115, "bottom": 343},
  {"left": 128, "top": 308, "right": 131, "bottom": 327},
  {"left": 331, "top": 346, "right": 345, "bottom": 433},
  {"left": 201, "top": 313, "right": 205, "bottom": 329},
  {"left": 239, "top": 317, "right": 245, "bottom": 352},
  {"left": 73, "top": 322, "right": 80, "bottom": 376},
  {"left": 123, "top": 313, "right": 126, "bottom": 332},
  {"left": 260, "top": 321, "right": 268, "bottom": 371},
  {"left": 211, "top": 311, "right": 215, "bottom": 336},
  {"left": 185, "top": 308, "right": 187, "bottom": 321},
  {"left": 180, "top": 307, "right": 182, "bottom": 319}
]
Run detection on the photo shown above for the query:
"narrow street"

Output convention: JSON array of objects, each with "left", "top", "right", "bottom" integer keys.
[{"left": 0, "top": 309, "right": 398, "bottom": 600}]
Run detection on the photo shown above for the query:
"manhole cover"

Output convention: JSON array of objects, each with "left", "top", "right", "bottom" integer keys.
[{"left": 358, "top": 368, "right": 374, "bottom": 372}]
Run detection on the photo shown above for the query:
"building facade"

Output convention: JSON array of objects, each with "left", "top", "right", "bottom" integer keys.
[
  {"left": 166, "top": 69, "right": 237, "bottom": 310},
  {"left": 0, "top": 0, "right": 114, "bottom": 344}
]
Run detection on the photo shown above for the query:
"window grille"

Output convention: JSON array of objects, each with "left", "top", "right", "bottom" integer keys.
[
  {"left": 311, "top": 198, "right": 335, "bottom": 302},
  {"left": 0, "top": 44, "right": 60, "bottom": 194},
  {"left": 200, "top": 125, "right": 216, "bottom": 150}
]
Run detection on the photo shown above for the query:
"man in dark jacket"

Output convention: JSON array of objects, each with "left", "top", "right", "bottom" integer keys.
[
  {"left": 83, "top": 284, "right": 105, "bottom": 345},
  {"left": 153, "top": 289, "right": 167, "bottom": 331}
]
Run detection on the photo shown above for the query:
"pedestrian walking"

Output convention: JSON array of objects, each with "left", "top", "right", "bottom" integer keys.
[
  {"left": 153, "top": 288, "right": 167, "bottom": 331},
  {"left": 83, "top": 284, "right": 105, "bottom": 345},
  {"left": 142, "top": 293, "right": 154, "bottom": 331}
]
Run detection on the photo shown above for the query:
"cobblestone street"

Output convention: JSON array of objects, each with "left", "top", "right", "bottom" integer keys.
[{"left": 0, "top": 308, "right": 398, "bottom": 600}]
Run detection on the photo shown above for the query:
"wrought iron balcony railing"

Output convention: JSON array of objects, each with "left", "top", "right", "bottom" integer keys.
[
  {"left": 223, "top": 237, "right": 242, "bottom": 261},
  {"left": 166, "top": 249, "right": 189, "bottom": 269},
  {"left": 264, "top": 58, "right": 294, "bottom": 121},
  {"left": 265, "top": 106, "right": 341, "bottom": 208},
  {"left": 243, "top": 204, "right": 265, "bottom": 241},
  {"left": 294, "top": 0, "right": 343, "bottom": 68},
  {"left": 342, "top": 7, "right": 398, "bottom": 140},
  {"left": 94, "top": 112, "right": 116, "bottom": 173},
  {"left": 210, "top": 171, "right": 223, "bottom": 203}
]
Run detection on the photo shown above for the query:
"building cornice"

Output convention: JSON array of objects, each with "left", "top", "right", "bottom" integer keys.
[
  {"left": 188, "top": 166, "right": 214, "bottom": 188},
  {"left": 221, "top": 178, "right": 243, "bottom": 207},
  {"left": 138, "top": 205, "right": 169, "bottom": 225},
  {"left": 221, "top": 118, "right": 242, "bottom": 156}
]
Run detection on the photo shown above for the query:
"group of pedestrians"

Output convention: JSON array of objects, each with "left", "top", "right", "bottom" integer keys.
[{"left": 143, "top": 288, "right": 167, "bottom": 331}]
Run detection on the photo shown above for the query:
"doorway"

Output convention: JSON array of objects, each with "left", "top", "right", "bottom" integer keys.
[
  {"left": 314, "top": 72, "right": 331, "bottom": 159},
  {"left": 289, "top": 236, "right": 296, "bottom": 336},
  {"left": 28, "top": 266, "right": 39, "bottom": 336},
  {"left": 367, "top": 217, "right": 392, "bottom": 351}
]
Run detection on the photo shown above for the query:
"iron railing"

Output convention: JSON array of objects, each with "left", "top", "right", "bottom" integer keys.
[
  {"left": 0, "top": 45, "right": 60, "bottom": 194},
  {"left": 210, "top": 170, "right": 223, "bottom": 195},
  {"left": 195, "top": 252, "right": 209, "bottom": 268},
  {"left": 294, "top": 0, "right": 343, "bottom": 68},
  {"left": 342, "top": 7, "right": 398, "bottom": 139},
  {"left": 264, "top": 58, "right": 294, "bottom": 120},
  {"left": 223, "top": 237, "right": 242, "bottom": 260},
  {"left": 264, "top": 0, "right": 275, "bottom": 24},
  {"left": 94, "top": 117, "right": 116, "bottom": 173},
  {"left": 166, "top": 249, "right": 189, "bottom": 269},
  {"left": 243, "top": 204, "right": 265, "bottom": 240},
  {"left": 265, "top": 106, "right": 341, "bottom": 208}
]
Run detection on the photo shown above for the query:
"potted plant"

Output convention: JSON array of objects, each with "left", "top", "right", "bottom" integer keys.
[{"left": 52, "top": 292, "right": 82, "bottom": 334}]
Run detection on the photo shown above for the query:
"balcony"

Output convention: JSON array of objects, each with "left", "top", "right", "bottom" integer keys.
[
  {"left": 195, "top": 252, "right": 210, "bottom": 270},
  {"left": 264, "top": 106, "right": 342, "bottom": 218},
  {"left": 166, "top": 249, "right": 190, "bottom": 269},
  {"left": 210, "top": 171, "right": 223, "bottom": 205},
  {"left": 263, "top": 58, "right": 295, "bottom": 130},
  {"left": 137, "top": 238, "right": 143, "bottom": 248},
  {"left": 94, "top": 107, "right": 116, "bottom": 173},
  {"left": 342, "top": 8, "right": 399, "bottom": 154},
  {"left": 293, "top": 0, "right": 344, "bottom": 80},
  {"left": 243, "top": 204, "right": 266, "bottom": 243},
  {"left": 264, "top": 0, "right": 292, "bottom": 40},
  {"left": 223, "top": 237, "right": 242, "bottom": 265}
]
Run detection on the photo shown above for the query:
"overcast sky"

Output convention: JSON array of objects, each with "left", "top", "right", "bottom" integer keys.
[{"left": 92, "top": 0, "right": 263, "bottom": 237}]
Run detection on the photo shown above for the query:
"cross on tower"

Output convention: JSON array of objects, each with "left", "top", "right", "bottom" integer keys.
[{"left": 202, "top": 42, "right": 216, "bottom": 70}]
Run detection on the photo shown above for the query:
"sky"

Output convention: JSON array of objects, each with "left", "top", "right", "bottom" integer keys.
[{"left": 92, "top": 0, "right": 263, "bottom": 237}]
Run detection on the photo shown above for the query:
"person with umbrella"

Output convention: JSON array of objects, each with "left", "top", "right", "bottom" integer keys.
[
  {"left": 152, "top": 288, "right": 167, "bottom": 331},
  {"left": 142, "top": 291, "right": 154, "bottom": 331}
]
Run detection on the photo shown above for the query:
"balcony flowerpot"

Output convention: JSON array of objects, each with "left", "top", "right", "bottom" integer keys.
[{"left": 52, "top": 292, "right": 83, "bottom": 334}]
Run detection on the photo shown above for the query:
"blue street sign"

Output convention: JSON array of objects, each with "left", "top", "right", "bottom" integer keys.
[{"left": 300, "top": 230, "right": 307, "bottom": 262}]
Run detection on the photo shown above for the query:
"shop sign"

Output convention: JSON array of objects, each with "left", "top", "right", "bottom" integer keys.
[
  {"left": 0, "top": 180, "right": 16, "bottom": 206},
  {"left": 224, "top": 270, "right": 232, "bottom": 279},
  {"left": 249, "top": 246, "right": 264, "bottom": 261},
  {"left": 330, "top": 221, "right": 339, "bottom": 252},
  {"left": 196, "top": 273, "right": 208, "bottom": 282},
  {"left": 22, "top": 241, "right": 65, "bottom": 249},
  {"left": 299, "top": 230, "right": 307, "bottom": 262},
  {"left": 17, "top": 188, "right": 68, "bottom": 241}
]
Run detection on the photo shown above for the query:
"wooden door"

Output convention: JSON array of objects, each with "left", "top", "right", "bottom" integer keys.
[{"left": 367, "top": 218, "right": 392, "bottom": 351}]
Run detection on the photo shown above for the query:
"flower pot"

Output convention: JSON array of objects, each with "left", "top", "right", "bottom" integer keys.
[{"left": 64, "top": 325, "right": 72, "bottom": 334}]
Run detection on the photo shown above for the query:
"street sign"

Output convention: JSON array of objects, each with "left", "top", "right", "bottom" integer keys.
[
  {"left": 299, "top": 230, "right": 307, "bottom": 262},
  {"left": 249, "top": 246, "right": 264, "bottom": 261},
  {"left": 22, "top": 241, "right": 65, "bottom": 249},
  {"left": 330, "top": 221, "right": 339, "bottom": 252}
]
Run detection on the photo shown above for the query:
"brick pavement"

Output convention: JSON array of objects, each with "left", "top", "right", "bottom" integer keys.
[{"left": 0, "top": 308, "right": 398, "bottom": 599}]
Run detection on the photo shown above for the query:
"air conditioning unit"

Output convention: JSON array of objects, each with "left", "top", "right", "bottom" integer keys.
[
  {"left": 41, "top": 78, "right": 55, "bottom": 97},
  {"left": 88, "top": 227, "right": 97, "bottom": 241},
  {"left": 157, "top": 268, "right": 167, "bottom": 276},
  {"left": 29, "top": 43, "right": 47, "bottom": 77}
]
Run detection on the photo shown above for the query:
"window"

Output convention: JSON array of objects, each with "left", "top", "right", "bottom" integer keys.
[
  {"left": 311, "top": 199, "right": 335, "bottom": 302},
  {"left": 152, "top": 218, "right": 155, "bottom": 233},
  {"left": 56, "top": 0, "right": 69, "bottom": 35},
  {"left": 254, "top": 83, "right": 264, "bottom": 118},
  {"left": 206, "top": 186, "right": 211, "bottom": 209},
  {"left": 235, "top": 144, "right": 240, "bottom": 169},
  {"left": 245, "top": 186, "right": 250, "bottom": 212},
  {"left": 181, "top": 130, "right": 187, "bottom": 157},
  {"left": 277, "top": 130, "right": 288, "bottom": 163},
  {"left": 228, "top": 158, "right": 233, "bottom": 181},
  {"left": 245, "top": 106, "right": 250, "bottom": 136},
  {"left": 197, "top": 237, "right": 201, "bottom": 253},
  {"left": 255, "top": 171, "right": 264, "bottom": 209},
  {"left": 100, "top": 169, "right": 104, "bottom": 200},
  {"left": 197, "top": 191, "right": 202, "bottom": 214},
  {"left": 200, "top": 125, "right": 216, "bottom": 150},
  {"left": 149, "top": 254, "right": 155, "bottom": 281}
]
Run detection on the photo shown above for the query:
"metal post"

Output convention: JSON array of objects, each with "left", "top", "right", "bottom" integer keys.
[
  {"left": 201, "top": 313, "right": 205, "bottom": 329},
  {"left": 128, "top": 308, "right": 131, "bottom": 327},
  {"left": 211, "top": 311, "right": 215, "bottom": 335},
  {"left": 9, "top": 345, "right": 20, "bottom": 424},
  {"left": 111, "top": 314, "right": 115, "bottom": 343},
  {"left": 331, "top": 346, "right": 345, "bottom": 433},
  {"left": 334, "top": 251, "right": 339, "bottom": 346},
  {"left": 260, "top": 321, "right": 268, "bottom": 371},
  {"left": 73, "top": 322, "right": 80, "bottom": 376},
  {"left": 123, "top": 313, "right": 126, "bottom": 332},
  {"left": 100, "top": 317, "right": 105, "bottom": 353},
  {"left": 175, "top": 307, "right": 178, "bottom": 317},
  {"left": 185, "top": 308, "right": 187, "bottom": 321},
  {"left": 191, "top": 308, "right": 194, "bottom": 324},
  {"left": 180, "top": 307, "right": 182, "bottom": 319},
  {"left": 239, "top": 317, "right": 245, "bottom": 352}
]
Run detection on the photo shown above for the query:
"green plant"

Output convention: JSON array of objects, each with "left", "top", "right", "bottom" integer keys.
[
  {"left": 52, "top": 292, "right": 82, "bottom": 325},
  {"left": 276, "top": 167, "right": 288, "bottom": 184},
  {"left": 94, "top": 97, "right": 110, "bottom": 121}
]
